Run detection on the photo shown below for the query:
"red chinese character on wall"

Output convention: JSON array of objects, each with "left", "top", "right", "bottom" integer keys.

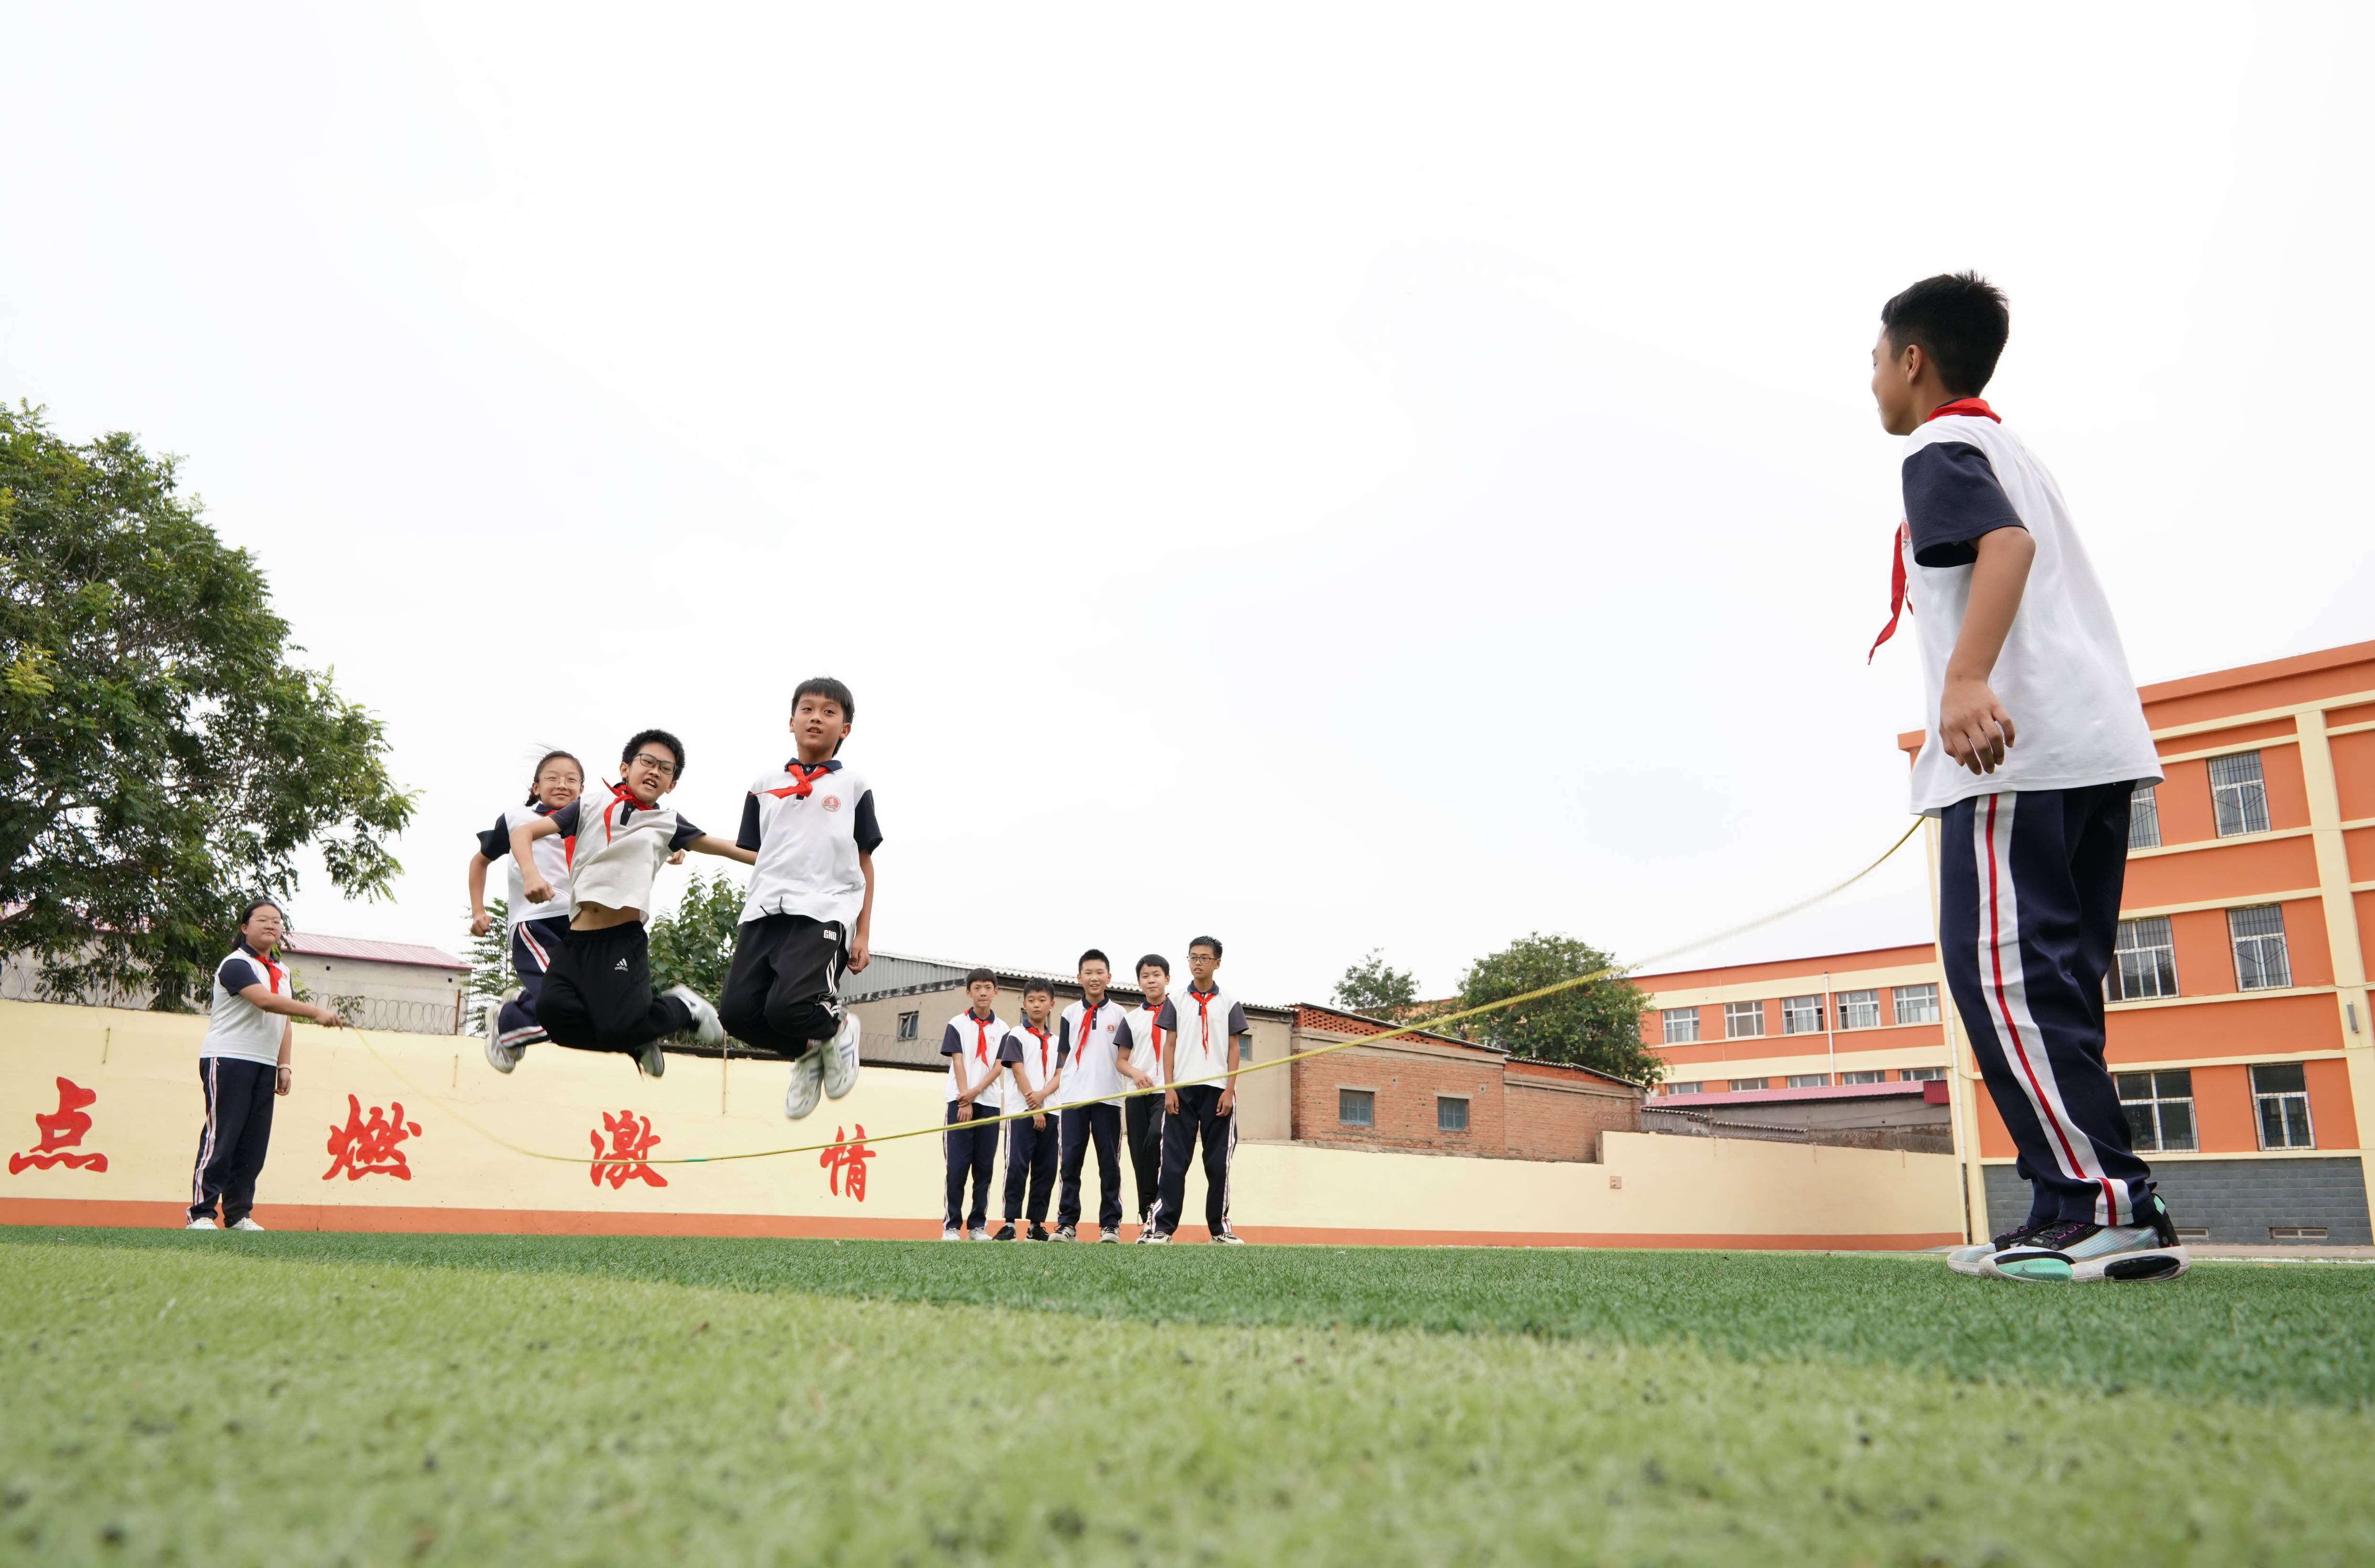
[
  {"left": 819, "top": 1124, "right": 874, "bottom": 1202},
  {"left": 9, "top": 1077, "right": 109, "bottom": 1175},
  {"left": 590, "top": 1110, "right": 667, "bottom": 1190},
  {"left": 323, "top": 1095, "right": 421, "bottom": 1181}
]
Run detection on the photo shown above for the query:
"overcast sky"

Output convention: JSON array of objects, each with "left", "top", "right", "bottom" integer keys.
[{"left": 5, "top": 7, "right": 2370, "bottom": 1004}]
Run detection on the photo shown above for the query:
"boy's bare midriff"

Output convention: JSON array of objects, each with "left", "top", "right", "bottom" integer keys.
[{"left": 570, "top": 901, "right": 640, "bottom": 932}]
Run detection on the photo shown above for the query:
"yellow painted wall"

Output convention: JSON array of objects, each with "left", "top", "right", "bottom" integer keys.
[{"left": 0, "top": 1001, "right": 1958, "bottom": 1246}]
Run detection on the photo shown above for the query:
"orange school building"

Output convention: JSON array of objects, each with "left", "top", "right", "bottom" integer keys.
[{"left": 1638, "top": 638, "right": 2375, "bottom": 1247}]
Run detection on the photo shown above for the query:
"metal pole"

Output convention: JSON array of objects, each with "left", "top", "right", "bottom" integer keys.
[{"left": 1823, "top": 970, "right": 1835, "bottom": 1085}]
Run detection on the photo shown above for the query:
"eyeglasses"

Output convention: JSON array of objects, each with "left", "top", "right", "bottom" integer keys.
[{"left": 628, "top": 753, "right": 678, "bottom": 777}]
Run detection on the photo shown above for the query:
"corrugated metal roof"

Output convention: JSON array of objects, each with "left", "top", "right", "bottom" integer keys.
[
  {"left": 1655, "top": 1080, "right": 1935, "bottom": 1108},
  {"left": 279, "top": 933, "right": 467, "bottom": 971}
]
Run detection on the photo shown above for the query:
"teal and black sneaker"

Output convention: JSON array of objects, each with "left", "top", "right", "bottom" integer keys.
[
  {"left": 1986, "top": 1194, "right": 2189, "bottom": 1283},
  {"left": 1946, "top": 1219, "right": 2052, "bottom": 1277}
]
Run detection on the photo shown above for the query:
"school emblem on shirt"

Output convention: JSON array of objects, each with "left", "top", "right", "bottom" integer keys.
[{"left": 821, "top": 795, "right": 841, "bottom": 812}]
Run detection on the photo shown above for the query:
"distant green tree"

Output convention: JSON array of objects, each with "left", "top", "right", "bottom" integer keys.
[
  {"left": 464, "top": 898, "right": 513, "bottom": 1032},
  {"left": 648, "top": 872, "right": 744, "bottom": 1007},
  {"left": 1331, "top": 948, "right": 1420, "bottom": 1018},
  {"left": 1454, "top": 932, "right": 1658, "bottom": 1083},
  {"left": 0, "top": 404, "right": 414, "bottom": 1010}
]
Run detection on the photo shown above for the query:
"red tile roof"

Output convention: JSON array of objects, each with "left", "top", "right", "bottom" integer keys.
[{"left": 279, "top": 933, "right": 467, "bottom": 971}]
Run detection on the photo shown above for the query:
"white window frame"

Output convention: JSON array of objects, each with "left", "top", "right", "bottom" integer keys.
[
  {"left": 1780, "top": 995, "right": 1823, "bottom": 1035},
  {"left": 1661, "top": 1007, "right": 1700, "bottom": 1044},
  {"left": 1664, "top": 1081, "right": 1704, "bottom": 1096},
  {"left": 1893, "top": 984, "right": 1940, "bottom": 1025},
  {"left": 1724, "top": 1001, "right": 1766, "bottom": 1039},
  {"left": 897, "top": 1010, "right": 920, "bottom": 1042},
  {"left": 2229, "top": 904, "right": 2292, "bottom": 992},
  {"left": 1727, "top": 1077, "right": 1768, "bottom": 1092},
  {"left": 2116, "top": 1069, "right": 2197, "bottom": 1153},
  {"left": 2209, "top": 751, "right": 2270, "bottom": 837},
  {"left": 2250, "top": 1063, "right": 2314, "bottom": 1150},
  {"left": 1835, "top": 989, "right": 1881, "bottom": 1030},
  {"left": 1436, "top": 1096, "right": 1470, "bottom": 1133},
  {"left": 1901, "top": 1066, "right": 1946, "bottom": 1083},
  {"left": 2112, "top": 917, "right": 2179, "bottom": 1001},
  {"left": 1338, "top": 1087, "right": 1376, "bottom": 1128},
  {"left": 1839, "top": 1069, "right": 1885, "bottom": 1085},
  {"left": 2128, "top": 784, "right": 2162, "bottom": 850},
  {"left": 1785, "top": 1074, "right": 1830, "bottom": 1089}
]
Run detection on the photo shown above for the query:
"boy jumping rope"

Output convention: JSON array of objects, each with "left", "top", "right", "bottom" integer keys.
[
  {"left": 1869, "top": 272, "right": 2186, "bottom": 1283},
  {"left": 511, "top": 730, "right": 747, "bottom": 1077},
  {"left": 721, "top": 678, "right": 879, "bottom": 1119}
]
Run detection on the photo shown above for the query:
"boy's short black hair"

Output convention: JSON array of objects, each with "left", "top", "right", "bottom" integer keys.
[
  {"left": 1188, "top": 935, "right": 1223, "bottom": 960},
  {"left": 622, "top": 729, "right": 686, "bottom": 779},
  {"left": 793, "top": 677, "right": 856, "bottom": 723},
  {"left": 1880, "top": 272, "right": 2010, "bottom": 397},
  {"left": 964, "top": 967, "right": 997, "bottom": 988},
  {"left": 1023, "top": 977, "right": 1056, "bottom": 998},
  {"left": 1137, "top": 953, "right": 1170, "bottom": 977},
  {"left": 1077, "top": 948, "right": 1110, "bottom": 972}
]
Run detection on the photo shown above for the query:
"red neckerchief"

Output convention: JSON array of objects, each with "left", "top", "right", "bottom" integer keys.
[
  {"left": 1868, "top": 399, "right": 2004, "bottom": 662},
  {"left": 1187, "top": 985, "right": 1217, "bottom": 1045},
  {"left": 243, "top": 941, "right": 285, "bottom": 994},
  {"left": 970, "top": 1013, "right": 994, "bottom": 1064},
  {"left": 600, "top": 779, "right": 653, "bottom": 837},
  {"left": 766, "top": 760, "right": 837, "bottom": 800},
  {"left": 1026, "top": 1023, "right": 1052, "bottom": 1077},
  {"left": 1141, "top": 1000, "right": 1165, "bottom": 1055}
]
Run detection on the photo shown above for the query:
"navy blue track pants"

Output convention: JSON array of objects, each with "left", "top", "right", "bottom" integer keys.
[
  {"left": 190, "top": 1057, "right": 276, "bottom": 1225},
  {"left": 1940, "top": 783, "right": 2155, "bottom": 1227},
  {"left": 496, "top": 915, "right": 570, "bottom": 1051},
  {"left": 1057, "top": 1102, "right": 1123, "bottom": 1231},
  {"left": 943, "top": 1102, "right": 998, "bottom": 1231},
  {"left": 1003, "top": 1113, "right": 1058, "bottom": 1223}
]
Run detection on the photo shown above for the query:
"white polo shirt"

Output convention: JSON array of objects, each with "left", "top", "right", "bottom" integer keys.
[
  {"left": 940, "top": 1009, "right": 1008, "bottom": 1111},
  {"left": 1054, "top": 997, "right": 1129, "bottom": 1107},
  {"left": 1120, "top": 1001, "right": 1168, "bottom": 1087},
  {"left": 544, "top": 786, "right": 704, "bottom": 920},
  {"left": 477, "top": 802, "right": 575, "bottom": 927},
  {"left": 1156, "top": 984, "right": 1249, "bottom": 1087},
  {"left": 202, "top": 942, "right": 290, "bottom": 1066},
  {"left": 1896, "top": 404, "right": 2162, "bottom": 814},
  {"left": 735, "top": 757, "right": 882, "bottom": 928},
  {"left": 1000, "top": 1019, "right": 1067, "bottom": 1112}
]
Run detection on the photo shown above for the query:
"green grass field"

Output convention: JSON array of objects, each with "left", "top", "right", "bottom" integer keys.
[{"left": 4, "top": 1231, "right": 2371, "bottom": 1565}]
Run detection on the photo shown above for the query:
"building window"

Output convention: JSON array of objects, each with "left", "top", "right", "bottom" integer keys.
[
  {"left": 1338, "top": 1088, "right": 1374, "bottom": 1128},
  {"left": 1664, "top": 1081, "right": 1704, "bottom": 1096},
  {"left": 1834, "top": 989, "right": 1881, "bottom": 1030},
  {"left": 1661, "top": 1007, "right": 1701, "bottom": 1044},
  {"left": 1901, "top": 1066, "right": 1946, "bottom": 1082},
  {"left": 1727, "top": 1077, "right": 1767, "bottom": 1092},
  {"left": 897, "top": 1010, "right": 919, "bottom": 1042},
  {"left": 2229, "top": 905, "right": 2292, "bottom": 991},
  {"left": 1786, "top": 1074, "right": 1830, "bottom": 1089},
  {"left": 1893, "top": 984, "right": 1940, "bottom": 1025},
  {"left": 2209, "top": 751, "right": 2270, "bottom": 837},
  {"left": 2116, "top": 1070, "right": 2196, "bottom": 1153},
  {"left": 1724, "top": 1001, "right": 1765, "bottom": 1039},
  {"left": 1239, "top": 1034, "right": 1255, "bottom": 1061},
  {"left": 1437, "top": 1097, "right": 1469, "bottom": 1133},
  {"left": 2251, "top": 1063, "right": 2314, "bottom": 1149},
  {"left": 2129, "top": 784, "right": 2162, "bottom": 850},
  {"left": 1781, "top": 995, "right": 1823, "bottom": 1035},
  {"left": 1840, "top": 1069, "right": 1885, "bottom": 1085},
  {"left": 2111, "top": 917, "right": 2179, "bottom": 1001}
]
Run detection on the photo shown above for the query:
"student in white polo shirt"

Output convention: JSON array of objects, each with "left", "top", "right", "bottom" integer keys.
[
  {"left": 1148, "top": 935, "right": 1248, "bottom": 1245},
  {"left": 1117, "top": 953, "right": 1171, "bottom": 1238},
  {"left": 511, "top": 729, "right": 748, "bottom": 1077},
  {"left": 186, "top": 899, "right": 345, "bottom": 1231},
  {"left": 994, "top": 978, "right": 1065, "bottom": 1242},
  {"left": 939, "top": 968, "right": 1007, "bottom": 1241},
  {"left": 466, "top": 748, "right": 584, "bottom": 1075},
  {"left": 721, "top": 678, "right": 882, "bottom": 1120},
  {"left": 1053, "top": 949, "right": 1128, "bottom": 1243}
]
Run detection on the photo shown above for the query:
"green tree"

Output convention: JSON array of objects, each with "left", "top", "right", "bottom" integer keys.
[
  {"left": 1331, "top": 948, "right": 1420, "bottom": 1018},
  {"left": 1454, "top": 932, "right": 1659, "bottom": 1084},
  {"left": 648, "top": 872, "right": 744, "bottom": 1008},
  {"left": 464, "top": 897, "right": 513, "bottom": 1033},
  {"left": 0, "top": 405, "right": 415, "bottom": 1010}
]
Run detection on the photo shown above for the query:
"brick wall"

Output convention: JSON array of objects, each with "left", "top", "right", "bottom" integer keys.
[
  {"left": 1293, "top": 1040, "right": 1507, "bottom": 1154},
  {"left": 1983, "top": 1158, "right": 2372, "bottom": 1245},
  {"left": 1506, "top": 1070, "right": 1639, "bottom": 1162}
]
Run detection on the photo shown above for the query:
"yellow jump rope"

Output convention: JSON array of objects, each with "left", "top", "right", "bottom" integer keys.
[{"left": 348, "top": 818, "right": 1926, "bottom": 1168}]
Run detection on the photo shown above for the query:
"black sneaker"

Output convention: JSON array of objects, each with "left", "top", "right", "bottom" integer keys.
[
  {"left": 991, "top": 1222, "right": 1017, "bottom": 1242},
  {"left": 1027, "top": 1223, "right": 1050, "bottom": 1242},
  {"left": 1988, "top": 1194, "right": 2190, "bottom": 1284}
]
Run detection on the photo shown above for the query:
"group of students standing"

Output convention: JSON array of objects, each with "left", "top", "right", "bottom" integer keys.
[{"left": 939, "top": 942, "right": 1250, "bottom": 1245}]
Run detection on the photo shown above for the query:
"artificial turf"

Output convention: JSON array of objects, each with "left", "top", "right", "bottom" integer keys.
[{"left": 3, "top": 1230, "right": 2372, "bottom": 1565}]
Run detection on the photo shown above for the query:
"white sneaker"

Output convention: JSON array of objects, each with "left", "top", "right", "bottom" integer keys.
[
  {"left": 1142, "top": 1230, "right": 1170, "bottom": 1245},
  {"left": 1947, "top": 1220, "right": 2051, "bottom": 1277},
  {"left": 1099, "top": 1228, "right": 1120, "bottom": 1244},
  {"left": 942, "top": 1226, "right": 962, "bottom": 1242},
  {"left": 784, "top": 1048, "right": 825, "bottom": 1119},
  {"left": 967, "top": 1225, "right": 990, "bottom": 1242},
  {"left": 820, "top": 1011, "right": 862, "bottom": 1099},
  {"left": 184, "top": 1216, "right": 218, "bottom": 1230},
  {"left": 1210, "top": 1228, "right": 1246, "bottom": 1246},
  {"left": 666, "top": 985, "right": 725, "bottom": 1047},
  {"left": 230, "top": 1217, "right": 266, "bottom": 1232},
  {"left": 483, "top": 991, "right": 525, "bottom": 1073}
]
